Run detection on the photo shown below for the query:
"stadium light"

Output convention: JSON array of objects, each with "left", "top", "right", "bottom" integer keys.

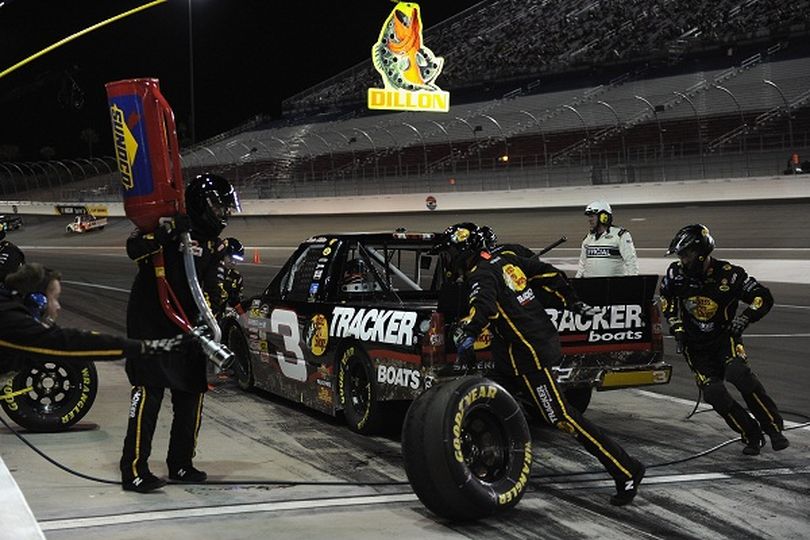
[
  {"left": 763, "top": 79, "right": 794, "bottom": 149},
  {"left": 188, "top": 0, "right": 196, "bottom": 144}
]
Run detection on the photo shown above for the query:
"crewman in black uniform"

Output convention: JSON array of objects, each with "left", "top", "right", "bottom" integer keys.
[
  {"left": 0, "top": 230, "right": 25, "bottom": 281},
  {"left": 221, "top": 237, "right": 245, "bottom": 312},
  {"left": 0, "top": 263, "right": 188, "bottom": 363},
  {"left": 434, "top": 223, "right": 646, "bottom": 506},
  {"left": 660, "top": 224, "right": 789, "bottom": 455},
  {"left": 120, "top": 173, "right": 240, "bottom": 493}
]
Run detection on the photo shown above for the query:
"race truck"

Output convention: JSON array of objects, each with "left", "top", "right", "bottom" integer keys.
[
  {"left": 0, "top": 214, "right": 23, "bottom": 231},
  {"left": 225, "top": 231, "right": 671, "bottom": 435},
  {"left": 65, "top": 214, "right": 107, "bottom": 233}
]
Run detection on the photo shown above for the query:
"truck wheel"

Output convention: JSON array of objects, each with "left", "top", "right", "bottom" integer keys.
[
  {"left": 227, "top": 325, "right": 254, "bottom": 390},
  {"left": 402, "top": 376, "right": 532, "bottom": 521},
  {"left": 338, "top": 346, "right": 385, "bottom": 434},
  {"left": 564, "top": 387, "right": 593, "bottom": 414},
  {"left": 0, "top": 360, "right": 98, "bottom": 432}
]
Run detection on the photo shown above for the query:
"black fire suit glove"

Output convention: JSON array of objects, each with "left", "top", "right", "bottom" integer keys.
[
  {"left": 570, "top": 301, "right": 598, "bottom": 319},
  {"left": 135, "top": 333, "right": 196, "bottom": 359},
  {"left": 669, "top": 319, "right": 686, "bottom": 354},
  {"left": 452, "top": 325, "right": 476, "bottom": 368},
  {"left": 729, "top": 314, "right": 750, "bottom": 338},
  {"left": 155, "top": 214, "right": 192, "bottom": 246}
]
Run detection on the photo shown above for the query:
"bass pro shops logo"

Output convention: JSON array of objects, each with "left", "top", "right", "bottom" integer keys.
[
  {"left": 368, "top": 2, "right": 449, "bottom": 112},
  {"left": 330, "top": 307, "right": 417, "bottom": 346},
  {"left": 110, "top": 104, "right": 140, "bottom": 190}
]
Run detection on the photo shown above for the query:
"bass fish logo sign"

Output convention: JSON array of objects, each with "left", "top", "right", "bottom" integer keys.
[{"left": 368, "top": 2, "right": 449, "bottom": 112}]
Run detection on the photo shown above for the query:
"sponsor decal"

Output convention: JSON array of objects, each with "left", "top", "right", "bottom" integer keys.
[
  {"left": 546, "top": 304, "right": 645, "bottom": 343},
  {"left": 502, "top": 264, "right": 527, "bottom": 292},
  {"left": 309, "top": 283, "right": 320, "bottom": 296},
  {"left": 54, "top": 204, "right": 90, "bottom": 216},
  {"left": 305, "top": 314, "right": 329, "bottom": 356},
  {"left": 719, "top": 278, "right": 730, "bottom": 292},
  {"left": 377, "top": 365, "right": 421, "bottom": 389},
  {"left": 368, "top": 3, "right": 448, "bottom": 113},
  {"left": 684, "top": 296, "right": 718, "bottom": 321},
  {"left": 474, "top": 327, "right": 492, "bottom": 350},
  {"left": 497, "top": 442, "right": 533, "bottom": 505},
  {"left": 516, "top": 287, "right": 535, "bottom": 306},
  {"left": 452, "top": 384, "right": 498, "bottom": 462},
  {"left": 322, "top": 247, "right": 332, "bottom": 256},
  {"left": 535, "top": 384, "right": 558, "bottom": 423},
  {"left": 585, "top": 246, "right": 620, "bottom": 257},
  {"left": 128, "top": 387, "right": 143, "bottom": 419},
  {"left": 330, "top": 307, "right": 417, "bottom": 346},
  {"left": 110, "top": 103, "right": 139, "bottom": 190},
  {"left": 751, "top": 296, "right": 763, "bottom": 309},
  {"left": 317, "top": 385, "right": 333, "bottom": 406}
]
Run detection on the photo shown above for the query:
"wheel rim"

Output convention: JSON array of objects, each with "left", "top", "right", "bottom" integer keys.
[
  {"left": 460, "top": 406, "right": 510, "bottom": 482},
  {"left": 20, "top": 363, "right": 79, "bottom": 415},
  {"left": 347, "top": 358, "right": 370, "bottom": 414}
]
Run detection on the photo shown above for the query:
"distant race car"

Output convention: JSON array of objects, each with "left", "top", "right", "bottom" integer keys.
[
  {"left": 65, "top": 215, "right": 107, "bottom": 233},
  {"left": 0, "top": 215, "right": 23, "bottom": 231},
  {"left": 223, "top": 231, "right": 671, "bottom": 434}
]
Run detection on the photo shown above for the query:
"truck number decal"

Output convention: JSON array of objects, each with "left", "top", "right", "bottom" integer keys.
[{"left": 270, "top": 309, "right": 308, "bottom": 382}]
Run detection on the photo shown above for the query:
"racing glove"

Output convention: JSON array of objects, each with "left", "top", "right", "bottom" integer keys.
[
  {"left": 452, "top": 325, "right": 476, "bottom": 368},
  {"left": 137, "top": 334, "right": 196, "bottom": 359},
  {"left": 155, "top": 214, "right": 192, "bottom": 246},
  {"left": 570, "top": 301, "right": 598, "bottom": 319},
  {"left": 669, "top": 319, "right": 686, "bottom": 354},
  {"left": 729, "top": 314, "right": 750, "bottom": 338}
]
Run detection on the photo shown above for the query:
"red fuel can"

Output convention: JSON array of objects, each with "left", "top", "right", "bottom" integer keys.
[{"left": 105, "top": 78, "right": 184, "bottom": 232}]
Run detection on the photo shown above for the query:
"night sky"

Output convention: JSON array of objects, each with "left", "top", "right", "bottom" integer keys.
[{"left": 0, "top": 0, "right": 473, "bottom": 160}]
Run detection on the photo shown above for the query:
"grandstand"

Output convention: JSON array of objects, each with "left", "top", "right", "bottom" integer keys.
[{"left": 3, "top": 0, "right": 810, "bottom": 200}]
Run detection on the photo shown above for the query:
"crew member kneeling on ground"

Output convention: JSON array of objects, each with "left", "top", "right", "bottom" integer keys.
[
  {"left": 660, "top": 224, "right": 788, "bottom": 455},
  {"left": 120, "top": 173, "right": 239, "bottom": 493},
  {"left": 0, "top": 263, "right": 189, "bottom": 365},
  {"left": 576, "top": 200, "right": 638, "bottom": 277},
  {"left": 434, "top": 223, "right": 645, "bottom": 506}
]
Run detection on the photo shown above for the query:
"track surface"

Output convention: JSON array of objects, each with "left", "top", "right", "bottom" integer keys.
[{"left": 2, "top": 200, "right": 809, "bottom": 539}]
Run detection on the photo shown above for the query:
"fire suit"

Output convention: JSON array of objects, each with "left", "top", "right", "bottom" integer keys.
[
  {"left": 576, "top": 226, "right": 638, "bottom": 277},
  {"left": 458, "top": 250, "right": 641, "bottom": 486},
  {"left": 223, "top": 267, "right": 244, "bottom": 309},
  {"left": 120, "top": 229, "right": 227, "bottom": 482},
  {"left": 0, "top": 285, "right": 143, "bottom": 363},
  {"left": 659, "top": 258, "right": 784, "bottom": 444}
]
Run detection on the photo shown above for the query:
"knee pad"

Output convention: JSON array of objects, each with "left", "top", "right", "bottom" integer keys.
[
  {"left": 725, "top": 358, "right": 756, "bottom": 393},
  {"left": 701, "top": 380, "right": 734, "bottom": 413}
]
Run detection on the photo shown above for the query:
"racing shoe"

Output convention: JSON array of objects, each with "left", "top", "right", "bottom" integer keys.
[
  {"left": 769, "top": 431, "right": 790, "bottom": 451},
  {"left": 122, "top": 473, "right": 167, "bottom": 493},
  {"left": 742, "top": 434, "right": 766, "bottom": 456},
  {"left": 610, "top": 461, "right": 645, "bottom": 506},
  {"left": 169, "top": 465, "right": 207, "bottom": 483}
]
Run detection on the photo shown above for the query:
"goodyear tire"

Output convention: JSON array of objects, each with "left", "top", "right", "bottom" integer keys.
[
  {"left": 338, "top": 346, "right": 386, "bottom": 434},
  {"left": 564, "top": 387, "right": 592, "bottom": 414},
  {"left": 227, "top": 325, "right": 254, "bottom": 390},
  {"left": 0, "top": 360, "right": 98, "bottom": 432},
  {"left": 402, "top": 376, "right": 532, "bottom": 521}
]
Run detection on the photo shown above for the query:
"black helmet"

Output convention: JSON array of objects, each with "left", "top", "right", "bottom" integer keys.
[
  {"left": 667, "top": 224, "right": 715, "bottom": 257},
  {"left": 478, "top": 225, "right": 498, "bottom": 251},
  {"left": 224, "top": 237, "right": 245, "bottom": 262},
  {"left": 185, "top": 173, "right": 241, "bottom": 237},
  {"left": 432, "top": 222, "right": 487, "bottom": 276}
]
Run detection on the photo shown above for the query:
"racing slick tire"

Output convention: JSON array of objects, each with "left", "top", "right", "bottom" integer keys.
[
  {"left": 227, "top": 325, "right": 254, "bottom": 391},
  {"left": 338, "top": 345, "right": 386, "bottom": 435},
  {"left": 402, "top": 376, "right": 532, "bottom": 521},
  {"left": 0, "top": 360, "right": 98, "bottom": 432},
  {"left": 564, "top": 386, "right": 592, "bottom": 414}
]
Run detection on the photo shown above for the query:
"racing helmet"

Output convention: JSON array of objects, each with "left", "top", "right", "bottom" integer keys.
[
  {"left": 224, "top": 237, "right": 245, "bottom": 262},
  {"left": 342, "top": 258, "right": 371, "bottom": 293},
  {"left": 667, "top": 224, "right": 715, "bottom": 257},
  {"left": 432, "top": 222, "right": 487, "bottom": 276},
  {"left": 585, "top": 200, "right": 613, "bottom": 228},
  {"left": 185, "top": 173, "right": 241, "bottom": 237},
  {"left": 478, "top": 225, "right": 498, "bottom": 251}
]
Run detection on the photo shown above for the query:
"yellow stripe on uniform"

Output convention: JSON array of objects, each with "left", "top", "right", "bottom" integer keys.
[
  {"left": 0, "top": 339, "right": 123, "bottom": 358},
  {"left": 497, "top": 304, "right": 542, "bottom": 371},
  {"left": 529, "top": 272, "right": 559, "bottom": 280},
  {"left": 522, "top": 375, "right": 551, "bottom": 423},
  {"left": 543, "top": 366, "right": 633, "bottom": 479},
  {"left": 752, "top": 393, "right": 778, "bottom": 431},
  {"left": 192, "top": 394, "right": 204, "bottom": 455},
  {"left": 541, "top": 285, "right": 567, "bottom": 304}
]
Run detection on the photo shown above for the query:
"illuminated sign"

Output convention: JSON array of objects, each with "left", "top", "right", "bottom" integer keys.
[{"left": 368, "top": 2, "right": 449, "bottom": 113}]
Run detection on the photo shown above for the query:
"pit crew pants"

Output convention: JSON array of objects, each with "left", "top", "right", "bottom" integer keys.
[
  {"left": 120, "top": 386, "right": 204, "bottom": 480},
  {"left": 518, "top": 368, "right": 639, "bottom": 484},
  {"left": 685, "top": 339, "right": 784, "bottom": 443}
]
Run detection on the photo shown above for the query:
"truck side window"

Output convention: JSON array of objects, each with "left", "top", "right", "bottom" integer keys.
[{"left": 282, "top": 245, "right": 324, "bottom": 301}]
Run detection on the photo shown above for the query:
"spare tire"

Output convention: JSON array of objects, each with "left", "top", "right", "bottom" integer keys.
[
  {"left": 402, "top": 376, "right": 532, "bottom": 521},
  {"left": 1, "top": 360, "right": 98, "bottom": 432}
]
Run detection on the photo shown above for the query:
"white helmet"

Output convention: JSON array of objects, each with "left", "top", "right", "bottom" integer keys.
[{"left": 584, "top": 200, "right": 613, "bottom": 229}]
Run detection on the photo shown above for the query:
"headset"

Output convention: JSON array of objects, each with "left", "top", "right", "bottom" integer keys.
[{"left": 24, "top": 292, "right": 48, "bottom": 320}]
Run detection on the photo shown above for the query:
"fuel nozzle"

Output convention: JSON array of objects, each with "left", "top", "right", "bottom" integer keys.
[{"left": 191, "top": 326, "right": 235, "bottom": 371}]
